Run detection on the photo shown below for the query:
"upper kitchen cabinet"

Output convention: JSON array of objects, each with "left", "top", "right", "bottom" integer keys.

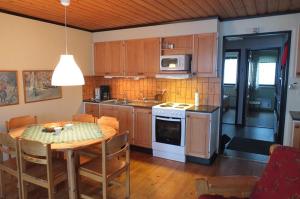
[
  {"left": 193, "top": 33, "right": 218, "bottom": 77},
  {"left": 94, "top": 42, "right": 106, "bottom": 76},
  {"left": 125, "top": 38, "right": 160, "bottom": 76},
  {"left": 161, "top": 35, "right": 193, "bottom": 55},
  {"left": 144, "top": 38, "right": 160, "bottom": 76},
  {"left": 125, "top": 39, "right": 145, "bottom": 76},
  {"left": 94, "top": 41, "right": 124, "bottom": 76}
]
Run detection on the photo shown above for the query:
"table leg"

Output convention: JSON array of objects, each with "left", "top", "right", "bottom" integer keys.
[{"left": 66, "top": 149, "right": 78, "bottom": 199}]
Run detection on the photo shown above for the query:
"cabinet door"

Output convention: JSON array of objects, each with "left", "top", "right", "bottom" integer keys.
[
  {"left": 94, "top": 42, "right": 106, "bottom": 76},
  {"left": 193, "top": 33, "right": 217, "bottom": 77},
  {"left": 144, "top": 38, "right": 160, "bottom": 76},
  {"left": 85, "top": 103, "right": 100, "bottom": 118},
  {"left": 293, "top": 122, "right": 300, "bottom": 149},
  {"left": 99, "top": 105, "right": 117, "bottom": 118},
  {"left": 133, "top": 108, "right": 152, "bottom": 148},
  {"left": 125, "top": 39, "right": 145, "bottom": 76},
  {"left": 105, "top": 41, "right": 124, "bottom": 76},
  {"left": 186, "top": 112, "right": 210, "bottom": 158},
  {"left": 118, "top": 106, "right": 134, "bottom": 142}
]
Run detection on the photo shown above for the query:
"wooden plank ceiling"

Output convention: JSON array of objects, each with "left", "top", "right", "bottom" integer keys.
[{"left": 0, "top": 0, "right": 300, "bottom": 31}]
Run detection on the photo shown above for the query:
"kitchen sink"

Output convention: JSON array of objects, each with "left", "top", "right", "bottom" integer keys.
[
  {"left": 101, "top": 99, "right": 131, "bottom": 105},
  {"left": 101, "top": 99, "right": 161, "bottom": 107}
]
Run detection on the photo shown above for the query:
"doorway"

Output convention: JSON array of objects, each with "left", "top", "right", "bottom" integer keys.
[{"left": 220, "top": 32, "right": 290, "bottom": 162}]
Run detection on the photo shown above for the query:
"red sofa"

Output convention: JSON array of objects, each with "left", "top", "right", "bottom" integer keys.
[{"left": 197, "top": 146, "right": 300, "bottom": 199}]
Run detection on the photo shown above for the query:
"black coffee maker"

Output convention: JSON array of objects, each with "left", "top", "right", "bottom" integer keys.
[{"left": 100, "top": 85, "right": 110, "bottom": 101}]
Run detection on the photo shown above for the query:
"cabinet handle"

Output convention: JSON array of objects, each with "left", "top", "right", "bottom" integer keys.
[
  {"left": 138, "top": 72, "right": 144, "bottom": 75},
  {"left": 295, "top": 126, "right": 300, "bottom": 129},
  {"left": 148, "top": 112, "right": 151, "bottom": 114},
  {"left": 105, "top": 72, "right": 110, "bottom": 75},
  {"left": 186, "top": 115, "right": 190, "bottom": 118}
]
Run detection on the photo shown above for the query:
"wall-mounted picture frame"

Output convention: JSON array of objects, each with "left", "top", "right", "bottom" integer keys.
[
  {"left": 23, "top": 70, "right": 62, "bottom": 103},
  {"left": 0, "top": 70, "right": 19, "bottom": 107}
]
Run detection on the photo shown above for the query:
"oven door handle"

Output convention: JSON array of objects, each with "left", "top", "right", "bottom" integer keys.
[{"left": 156, "top": 116, "right": 181, "bottom": 122}]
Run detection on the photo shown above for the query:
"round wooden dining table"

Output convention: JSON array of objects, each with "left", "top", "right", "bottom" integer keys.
[{"left": 9, "top": 123, "right": 116, "bottom": 199}]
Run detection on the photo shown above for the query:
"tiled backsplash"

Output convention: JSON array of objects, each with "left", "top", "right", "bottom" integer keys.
[{"left": 83, "top": 76, "right": 221, "bottom": 106}]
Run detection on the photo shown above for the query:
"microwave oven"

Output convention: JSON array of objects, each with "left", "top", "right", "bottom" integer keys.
[{"left": 160, "top": 55, "right": 191, "bottom": 71}]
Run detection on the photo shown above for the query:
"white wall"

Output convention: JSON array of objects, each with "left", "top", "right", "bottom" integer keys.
[
  {"left": 93, "top": 19, "right": 219, "bottom": 42},
  {"left": 220, "top": 13, "right": 300, "bottom": 145},
  {"left": 0, "top": 13, "right": 93, "bottom": 132}
]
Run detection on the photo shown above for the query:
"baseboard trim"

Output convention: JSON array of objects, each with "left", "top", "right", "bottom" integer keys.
[
  {"left": 130, "top": 145, "right": 153, "bottom": 155},
  {"left": 186, "top": 153, "right": 217, "bottom": 165}
]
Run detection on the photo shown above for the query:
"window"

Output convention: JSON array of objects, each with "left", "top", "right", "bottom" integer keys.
[
  {"left": 223, "top": 58, "right": 238, "bottom": 84},
  {"left": 258, "top": 63, "right": 276, "bottom": 85}
]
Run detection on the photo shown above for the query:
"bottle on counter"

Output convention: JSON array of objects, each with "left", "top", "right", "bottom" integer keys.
[{"left": 194, "top": 89, "right": 199, "bottom": 107}]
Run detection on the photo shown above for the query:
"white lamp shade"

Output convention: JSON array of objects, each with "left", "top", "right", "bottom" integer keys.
[{"left": 52, "top": 54, "right": 85, "bottom": 86}]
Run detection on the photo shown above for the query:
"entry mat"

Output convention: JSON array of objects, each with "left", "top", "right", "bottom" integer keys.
[{"left": 227, "top": 137, "right": 274, "bottom": 155}]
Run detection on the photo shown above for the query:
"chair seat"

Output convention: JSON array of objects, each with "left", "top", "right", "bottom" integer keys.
[
  {"left": 24, "top": 158, "right": 67, "bottom": 183},
  {"left": 79, "top": 157, "right": 128, "bottom": 180}
]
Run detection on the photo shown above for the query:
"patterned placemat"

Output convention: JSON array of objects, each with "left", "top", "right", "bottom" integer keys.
[{"left": 21, "top": 123, "right": 103, "bottom": 144}]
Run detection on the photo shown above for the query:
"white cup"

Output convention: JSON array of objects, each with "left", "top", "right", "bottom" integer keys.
[
  {"left": 54, "top": 126, "right": 62, "bottom": 135},
  {"left": 64, "top": 123, "right": 74, "bottom": 131}
]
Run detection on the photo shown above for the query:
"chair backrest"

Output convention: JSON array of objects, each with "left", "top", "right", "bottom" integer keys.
[
  {"left": 0, "top": 133, "right": 18, "bottom": 161},
  {"left": 72, "top": 114, "right": 96, "bottom": 123},
  {"left": 18, "top": 139, "right": 50, "bottom": 165},
  {"left": 105, "top": 131, "right": 129, "bottom": 159},
  {"left": 6, "top": 115, "right": 37, "bottom": 132},
  {"left": 98, "top": 116, "right": 119, "bottom": 132}
]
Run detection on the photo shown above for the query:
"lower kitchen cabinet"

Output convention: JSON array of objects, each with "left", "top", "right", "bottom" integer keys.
[
  {"left": 99, "top": 104, "right": 134, "bottom": 142},
  {"left": 84, "top": 103, "right": 100, "bottom": 118},
  {"left": 118, "top": 106, "right": 134, "bottom": 143},
  {"left": 293, "top": 121, "right": 300, "bottom": 149},
  {"left": 99, "top": 104, "right": 118, "bottom": 118},
  {"left": 186, "top": 110, "right": 219, "bottom": 159},
  {"left": 133, "top": 108, "right": 152, "bottom": 148}
]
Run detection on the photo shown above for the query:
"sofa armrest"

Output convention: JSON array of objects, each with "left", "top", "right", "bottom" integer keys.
[{"left": 196, "top": 176, "right": 259, "bottom": 198}]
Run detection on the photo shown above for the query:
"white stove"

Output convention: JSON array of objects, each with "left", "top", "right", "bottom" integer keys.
[
  {"left": 152, "top": 102, "right": 193, "bottom": 118},
  {"left": 152, "top": 102, "right": 193, "bottom": 162}
]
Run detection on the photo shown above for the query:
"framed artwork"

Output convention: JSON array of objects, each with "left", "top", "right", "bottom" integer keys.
[
  {"left": 23, "top": 70, "right": 62, "bottom": 103},
  {"left": 0, "top": 71, "right": 19, "bottom": 106}
]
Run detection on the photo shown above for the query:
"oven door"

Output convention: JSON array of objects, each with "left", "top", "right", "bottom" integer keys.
[{"left": 155, "top": 116, "right": 183, "bottom": 146}]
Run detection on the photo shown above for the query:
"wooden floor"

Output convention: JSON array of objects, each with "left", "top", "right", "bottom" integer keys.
[{"left": 3, "top": 151, "right": 266, "bottom": 199}]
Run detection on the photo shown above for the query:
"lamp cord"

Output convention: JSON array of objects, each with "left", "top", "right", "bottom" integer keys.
[{"left": 65, "top": 5, "right": 68, "bottom": 54}]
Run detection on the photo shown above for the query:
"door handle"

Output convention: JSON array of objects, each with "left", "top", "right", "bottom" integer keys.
[{"left": 289, "top": 82, "right": 298, "bottom": 89}]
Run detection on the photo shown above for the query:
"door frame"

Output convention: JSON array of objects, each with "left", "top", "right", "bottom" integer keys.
[
  {"left": 244, "top": 47, "right": 281, "bottom": 127},
  {"left": 222, "top": 49, "right": 241, "bottom": 125},
  {"left": 219, "top": 31, "right": 291, "bottom": 152}
]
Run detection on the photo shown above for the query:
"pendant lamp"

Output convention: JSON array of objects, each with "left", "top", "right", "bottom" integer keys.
[{"left": 51, "top": 0, "right": 85, "bottom": 86}]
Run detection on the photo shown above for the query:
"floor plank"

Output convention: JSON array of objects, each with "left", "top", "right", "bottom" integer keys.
[{"left": 2, "top": 151, "right": 265, "bottom": 199}]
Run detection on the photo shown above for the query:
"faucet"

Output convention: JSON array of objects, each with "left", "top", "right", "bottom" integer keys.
[
  {"left": 139, "top": 91, "right": 147, "bottom": 102},
  {"left": 121, "top": 91, "right": 128, "bottom": 103}
]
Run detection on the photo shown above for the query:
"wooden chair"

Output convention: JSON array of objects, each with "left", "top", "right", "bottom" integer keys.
[
  {"left": 72, "top": 114, "right": 96, "bottom": 123},
  {"left": 78, "top": 131, "right": 130, "bottom": 199},
  {"left": 18, "top": 139, "right": 67, "bottom": 199},
  {"left": 78, "top": 116, "right": 120, "bottom": 159},
  {"left": 6, "top": 115, "right": 37, "bottom": 132},
  {"left": 98, "top": 116, "right": 119, "bottom": 132},
  {"left": 0, "top": 133, "right": 22, "bottom": 199}
]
